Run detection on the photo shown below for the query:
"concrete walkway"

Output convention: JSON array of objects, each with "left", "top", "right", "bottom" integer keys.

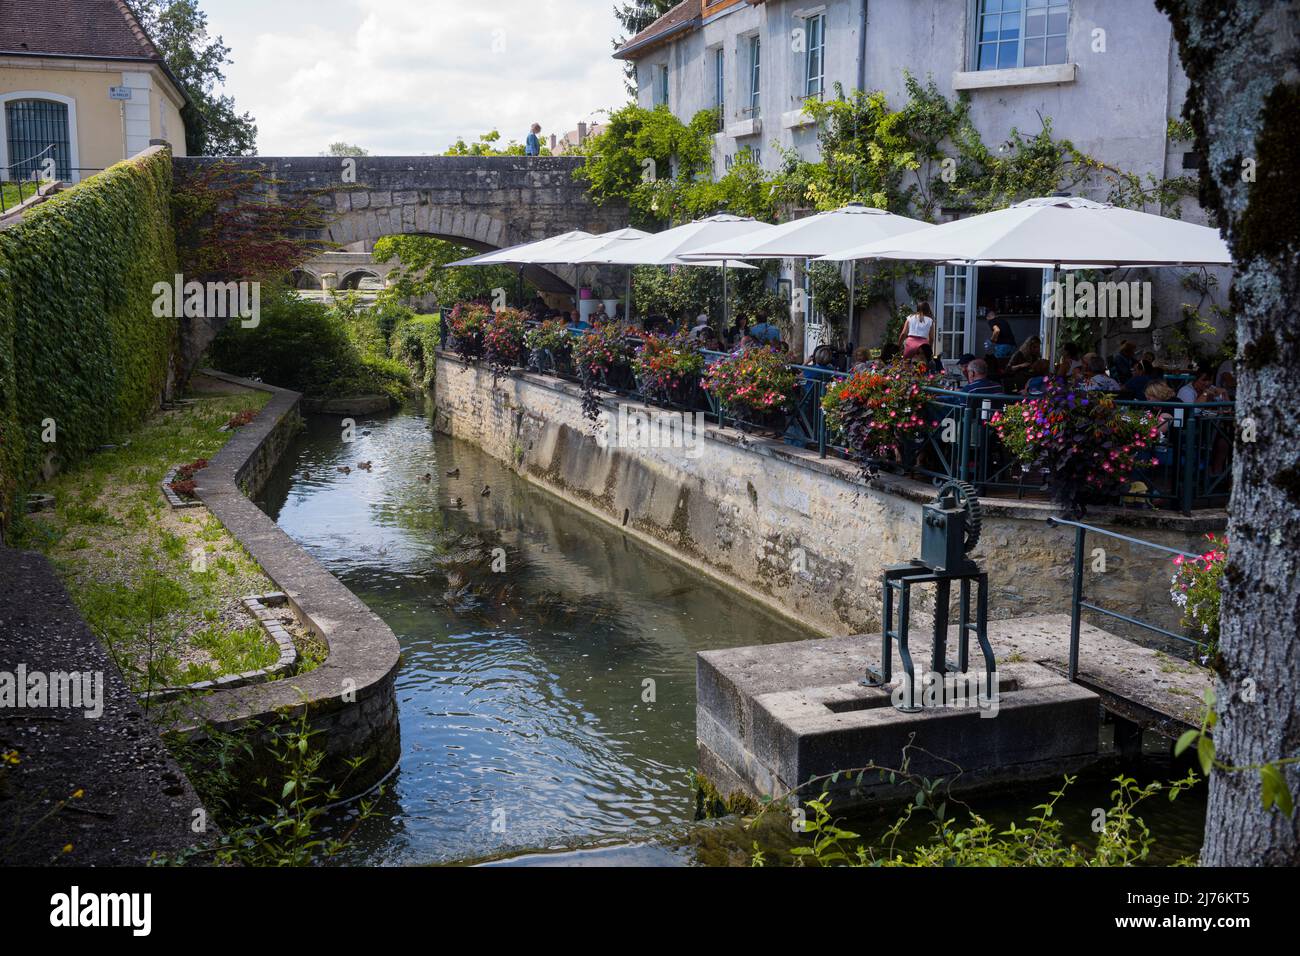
[
  {"left": 0, "top": 548, "right": 206, "bottom": 865},
  {"left": 857, "top": 613, "right": 1213, "bottom": 735}
]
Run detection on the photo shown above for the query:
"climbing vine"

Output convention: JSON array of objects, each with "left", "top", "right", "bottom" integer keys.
[{"left": 0, "top": 149, "right": 178, "bottom": 533}]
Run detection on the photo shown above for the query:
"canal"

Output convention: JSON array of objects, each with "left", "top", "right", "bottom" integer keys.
[{"left": 254, "top": 399, "right": 1206, "bottom": 866}]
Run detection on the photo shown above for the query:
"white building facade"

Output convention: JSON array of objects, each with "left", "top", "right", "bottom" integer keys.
[{"left": 616, "top": 0, "right": 1224, "bottom": 362}]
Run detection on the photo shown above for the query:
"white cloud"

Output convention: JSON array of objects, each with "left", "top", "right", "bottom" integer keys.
[{"left": 203, "top": 0, "right": 632, "bottom": 155}]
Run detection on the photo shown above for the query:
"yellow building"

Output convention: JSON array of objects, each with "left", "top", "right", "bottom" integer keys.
[{"left": 0, "top": 0, "right": 189, "bottom": 183}]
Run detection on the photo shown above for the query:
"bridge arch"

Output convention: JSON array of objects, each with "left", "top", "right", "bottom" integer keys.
[{"left": 172, "top": 155, "right": 630, "bottom": 372}]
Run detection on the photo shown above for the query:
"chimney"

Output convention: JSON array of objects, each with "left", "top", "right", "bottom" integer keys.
[
  {"left": 549, "top": 134, "right": 557, "bottom": 150},
  {"left": 577, "top": 122, "right": 588, "bottom": 144}
]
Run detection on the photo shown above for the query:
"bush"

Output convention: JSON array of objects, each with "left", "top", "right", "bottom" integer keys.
[
  {"left": 208, "top": 288, "right": 407, "bottom": 400},
  {"left": 571, "top": 322, "right": 633, "bottom": 382},
  {"left": 0, "top": 147, "right": 177, "bottom": 532},
  {"left": 389, "top": 314, "right": 440, "bottom": 388},
  {"left": 525, "top": 318, "right": 571, "bottom": 354},
  {"left": 703, "top": 347, "right": 798, "bottom": 415}
]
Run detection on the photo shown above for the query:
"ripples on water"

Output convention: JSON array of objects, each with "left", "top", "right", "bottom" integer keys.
[
  {"left": 256, "top": 399, "right": 1206, "bottom": 866},
  {"left": 254, "top": 400, "right": 812, "bottom": 864}
]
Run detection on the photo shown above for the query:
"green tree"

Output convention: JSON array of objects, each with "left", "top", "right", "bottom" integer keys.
[
  {"left": 372, "top": 235, "right": 530, "bottom": 308},
  {"left": 444, "top": 130, "right": 545, "bottom": 157},
  {"left": 131, "top": 0, "right": 257, "bottom": 155},
  {"left": 612, "top": 1, "right": 676, "bottom": 90},
  {"left": 325, "top": 142, "right": 368, "bottom": 157}
]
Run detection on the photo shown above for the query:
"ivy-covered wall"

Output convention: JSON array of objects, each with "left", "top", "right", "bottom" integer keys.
[{"left": 0, "top": 146, "right": 178, "bottom": 532}]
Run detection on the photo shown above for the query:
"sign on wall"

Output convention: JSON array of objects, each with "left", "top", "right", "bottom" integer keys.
[{"left": 108, "top": 86, "right": 133, "bottom": 101}]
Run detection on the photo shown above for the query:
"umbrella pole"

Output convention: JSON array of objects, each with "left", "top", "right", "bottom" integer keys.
[
  {"left": 848, "top": 260, "right": 856, "bottom": 350},
  {"left": 626, "top": 268, "right": 633, "bottom": 325},
  {"left": 722, "top": 264, "right": 729, "bottom": 337}
]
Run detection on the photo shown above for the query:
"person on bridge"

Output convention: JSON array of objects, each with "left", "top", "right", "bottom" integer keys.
[{"left": 525, "top": 123, "right": 542, "bottom": 156}]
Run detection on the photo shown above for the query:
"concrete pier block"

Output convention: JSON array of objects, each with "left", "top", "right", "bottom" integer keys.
[{"left": 698, "top": 632, "right": 1100, "bottom": 809}]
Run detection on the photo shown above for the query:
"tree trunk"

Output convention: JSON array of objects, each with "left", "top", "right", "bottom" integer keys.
[{"left": 1157, "top": 0, "right": 1300, "bottom": 865}]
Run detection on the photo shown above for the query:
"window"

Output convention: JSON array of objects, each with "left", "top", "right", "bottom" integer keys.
[
  {"left": 748, "top": 35, "right": 761, "bottom": 117},
  {"left": 657, "top": 64, "right": 669, "bottom": 107},
  {"left": 714, "top": 48, "right": 725, "bottom": 130},
  {"left": 5, "top": 98, "right": 71, "bottom": 180},
  {"left": 936, "top": 266, "right": 971, "bottom": 359},
  {"left": 974, "top": 0, "right": 1070, "bottom": 71},
  {"left": 804, "top": 13, "right": 826, "bottom": 98}
]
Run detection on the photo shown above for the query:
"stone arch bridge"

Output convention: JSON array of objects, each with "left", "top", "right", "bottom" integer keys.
[{"left": 174, "top": 155, "right": 629, "bottom": 295}]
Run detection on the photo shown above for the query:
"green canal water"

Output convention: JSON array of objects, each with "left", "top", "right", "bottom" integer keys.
[{"left": 254, "top": 399, "right": 1206, "bottom": 866}]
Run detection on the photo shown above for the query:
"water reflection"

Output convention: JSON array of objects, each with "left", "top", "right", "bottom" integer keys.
[{"left": 254, "top": 398, "right": 811, "bottom": 864}]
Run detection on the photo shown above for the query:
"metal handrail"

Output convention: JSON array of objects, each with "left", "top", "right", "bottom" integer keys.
[
  {"left": 433, "top": 317, "right": 1234, "bottom": 512},
  {"left": 1045, "top": 515, "right": 1202, "bottom": 680}
]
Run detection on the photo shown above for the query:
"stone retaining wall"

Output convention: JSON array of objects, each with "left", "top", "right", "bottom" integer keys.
[
  {"left": 434, "top": 353, "right": 1225, "bottom": 640},
  {"left": 181, "top": 370, "right": 401, "bottom": 798}
]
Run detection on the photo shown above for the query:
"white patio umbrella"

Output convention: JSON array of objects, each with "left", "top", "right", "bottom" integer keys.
[
  {"left": 683, "top": 203, "right": 932, "bottom": 350},
  {"left": 814, "top": 196, "right": 1233, "bottom": 360},
  {"left": 815, "top": 197, "right": 1231, "bottom": 266},
  {"left": 444, "top": 229, "right": 594, "bottom": 267},
  {"left": 579, "top": 214, "right": 771, "bottom": 331}
]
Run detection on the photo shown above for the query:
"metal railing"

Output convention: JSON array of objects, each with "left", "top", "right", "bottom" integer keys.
[
  {"left": 435, "top": 316, "right": 1233, "bottom": 513},
  {"left": 1045, "top": 516, "right": 1203, "bottom": 680},
  {"left": 1, "top": 163, "right": 107, "bottom": 215}
]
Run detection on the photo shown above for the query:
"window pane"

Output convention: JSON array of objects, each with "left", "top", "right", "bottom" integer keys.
[
  {"left": 1047, "top": 10, "right": 1068, "bottom": 34},
  {"left": 981, "top": 15, "right": 1000, "bottom": 41},
  {"left": 1000, "top": 12, "right": 1021, "bottom": 40},
  {"left": 978, "top": 43, "right": 998, "bottom": 69},
  {"left": 1026, "top": 9, "right": 1047, "bottom": 36},
  {"left": 1045, "top": 34, "right": 1066, "bottom": 64},
  {"left": 981, "top": 0, "right": 1003, "bottom": 12},
  {"left": 998, "top": 41, "right": 1019, "bottom": 68},
  {"left": 1023, "top": 38, "right": 1044, "bottom": 66},
  {"left": 1027, "top": 0, "right": 1048, "bottom": 7}
]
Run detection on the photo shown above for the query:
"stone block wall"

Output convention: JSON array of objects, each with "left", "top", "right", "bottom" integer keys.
[{"left": 434, "top": 354, "right": 1226, "bottom": 641}]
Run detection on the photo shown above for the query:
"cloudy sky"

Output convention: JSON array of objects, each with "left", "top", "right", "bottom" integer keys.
[{"left": 202, "top": 0, "right": 634, "bottom": 155}]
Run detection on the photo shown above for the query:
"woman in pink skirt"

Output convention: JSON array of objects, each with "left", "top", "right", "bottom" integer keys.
[{"left": 897, "top": 301, "right": 936, "bottom": 361}]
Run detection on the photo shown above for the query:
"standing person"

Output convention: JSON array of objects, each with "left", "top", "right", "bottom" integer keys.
[
  {"left": 1109, "top": 340, "right": 1138, "bottom": 384},
  {"left": 525, "top": 123, "right": 542, "bottom": 157},
  {"left": 749, "top": 312, "right": 781, "bottom": 344},
  {"left": 985, "top": 308, "right": 1017, "bottom": 360},
  {"left": 897, "top": 301, "right": 936, "bottom": 360}
]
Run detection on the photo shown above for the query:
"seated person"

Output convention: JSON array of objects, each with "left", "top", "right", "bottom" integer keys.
[
  {"left": 749, "top": 314, "right": 782, "bottom": 344},
  {"left": 565, "top": 309, "right": 590, "bottom": 332},
  {"left": 1007, "top": 336, "right": 1041, "bottom": 375},
  {"left": 1023, "top": 359, "right": 1052, "bottom": 396},
  {"left": 1177, "top": 361, "right": 1227, "bottom": 403},
  {"left": 877, "top": 342, "right": 900, "bottom": 366},
  {"left": 916, "top": 342, "right": 943, "bottom": 374},
  {"left": 960, "top": 358, "right": 1002, "bottom": 395},
  {"left": 696, "top": 326, "right": 720, "bottom": 350},
  {"left": 1110, "top": 340, "right": 1138, "bottom": 384},
  {"left": 687, "top": 313, "right": 711, "bottom": 340},
  {"left": 1120, "top": 360, "right": 1155, "bottom": 399},
  {"left": 803, "top": 344, "right": 838, "bottom": 380},
  {"left": 850, "top": 346, "right": 873, "bottom": 374},
  {"left": 1079, "top": 353, "right": 1121, "bottom": 391}
]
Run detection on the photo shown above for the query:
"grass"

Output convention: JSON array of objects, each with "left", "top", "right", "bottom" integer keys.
[
  {"left": 0, "top": 179, "right": 41, "bottom": 212},
  {"left": 10, "top": 389, "right": 322, "bottom": 696}
]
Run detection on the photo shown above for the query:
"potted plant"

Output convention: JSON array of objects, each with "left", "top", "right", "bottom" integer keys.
[
  {"left": 633, "top": 331, "right": 705, "bottom": 406},
  {"left": 446, "top": 302, "right": 491, "bottom": 363},
  {"left": 572, "top": 322, "right": 634, "bottom": 420},
  {"left": 821, "top": 359, "right": 934, "bottom": 465},
  {"left": 525, "top": 318, "right": 572, "bottom": 375},
  {"left": 703, "top": 346, "right": 798, "bottom": 435},
  {"left": 990, "top": 379, "right": 1161, "bottom": 515},
  {"left": 1170, "top": 533, "right": 1227, "bottom": 665},
  {"left": 483, "top": 307, "right": 528, "bottom": 376}
]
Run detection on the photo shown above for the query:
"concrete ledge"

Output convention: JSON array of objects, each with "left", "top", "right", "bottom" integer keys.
[
  {"left": 698, "top": 631, "right": 1101, "bottom": 808},
  {"left": 953, "top": 62, "right": 1078, "bottom": 91},
  {"left": 180, "top": 369, "right": 401, "bottom": 796}
]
